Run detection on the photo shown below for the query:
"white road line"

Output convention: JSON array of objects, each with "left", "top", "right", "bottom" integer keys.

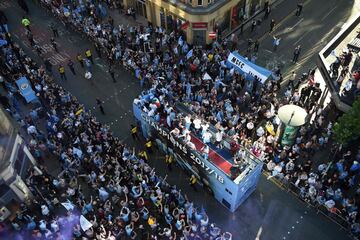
[
  {"left": 255, "top": 226, "right": 263, "bottom": 240},
  {"left": 321, "top": 6, "right": 337, "bottom": 21},
  {"left": 290, "top": 18, "right": 304, "bottom": 30},
  {"left": 293, "top": 32, "right": 308, "bottom": 45}
]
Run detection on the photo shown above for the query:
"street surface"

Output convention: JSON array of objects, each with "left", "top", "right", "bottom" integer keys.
[{"left": 2, "top": 0, "right": 359, "bottom": 239}]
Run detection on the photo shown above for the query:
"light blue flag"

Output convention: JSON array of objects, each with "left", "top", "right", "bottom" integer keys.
[{"left": 186, "top": 49, "right": 193, "bottom": 59}]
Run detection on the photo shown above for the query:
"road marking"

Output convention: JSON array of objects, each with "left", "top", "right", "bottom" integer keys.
[
  {"left": 293, "top": 32, "right": 308, "bottom": 45},
  {"left": 321, "top": 6, "right": 337, "bottom": 21},
  {"left": 255, "top": 227, "right": 263, "bottom": 240},
  {"left": 259, "top": 0, "right": 311, "bottom": 42},
  {"left": 95, "top": 63, "right": 106, "bottom": 70},
  {"left": 290, "top": 18, "right": 304, "bottom": 30}
]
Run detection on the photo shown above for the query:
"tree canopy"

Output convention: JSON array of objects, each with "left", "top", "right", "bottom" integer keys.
[{"left": 333, "top": 97, "right": 360, "bottom": 145}]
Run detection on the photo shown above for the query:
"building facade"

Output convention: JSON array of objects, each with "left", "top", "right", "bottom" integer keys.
[
  {"left": 123, "top": 0, "right": 271, "bottom": 45},
  {"left": 0, "top": 108, "right": 37, "bottom": 210}
]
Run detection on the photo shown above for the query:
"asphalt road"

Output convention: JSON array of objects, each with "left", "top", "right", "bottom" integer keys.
[
  {"left": 233, "top": 0, "right": 359, "bottom": 84},
  {"left": 0, "top": 0, "right": 356, "bottom": 239}
]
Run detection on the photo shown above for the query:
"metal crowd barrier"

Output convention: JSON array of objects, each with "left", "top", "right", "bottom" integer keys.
[{"left": 267, "top": 174, "right": 359, "bottom": 239}]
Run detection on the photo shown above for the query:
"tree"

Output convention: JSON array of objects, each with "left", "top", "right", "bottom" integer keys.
[{"left": 333, "top": 97, "right": 360, "bottom": 144}]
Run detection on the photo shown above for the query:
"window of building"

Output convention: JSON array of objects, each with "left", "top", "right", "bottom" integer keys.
[{"left": 198, "top": 0, "right": 203, "bottom": 6}]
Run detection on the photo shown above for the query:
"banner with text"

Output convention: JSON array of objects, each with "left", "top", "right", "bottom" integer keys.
[{"left": 226, "top": 51, "right": 272, "bottom": 83}]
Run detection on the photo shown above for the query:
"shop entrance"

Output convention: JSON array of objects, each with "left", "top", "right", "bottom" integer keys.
[{"left": 193, "top": 30, "right": 206, "bottom": 46}]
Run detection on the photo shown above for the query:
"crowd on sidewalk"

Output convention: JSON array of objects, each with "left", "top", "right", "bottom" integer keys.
[{"left": 0, "top": 0, "right": 360, "bottom": 237}]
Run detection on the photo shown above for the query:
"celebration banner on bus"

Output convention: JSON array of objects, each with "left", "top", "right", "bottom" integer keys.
[{"left": 226, "top": 51, "right": 272, "bottom": 83}]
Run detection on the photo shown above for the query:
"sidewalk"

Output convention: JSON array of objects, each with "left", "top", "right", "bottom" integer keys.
[{"left": 107, "top": 7, "right": 148, "bottom": 29}]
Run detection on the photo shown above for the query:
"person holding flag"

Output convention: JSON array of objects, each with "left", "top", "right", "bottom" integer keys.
[{"left": 186, "top": 48, "right": 193, "bottom": 60}]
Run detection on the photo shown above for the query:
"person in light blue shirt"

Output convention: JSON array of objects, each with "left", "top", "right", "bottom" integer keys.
[
  {"left": 350, "top": 161, "right": 360, "bottom": 172},
  {"left": 125, "top": 222, "right": 134, "bottom": 236},
  {"left": 98, "top": 187, "right": 109, "bottom": 202},
  {"left": 120, "top": 206, "right": 130, "bottom": 222}
]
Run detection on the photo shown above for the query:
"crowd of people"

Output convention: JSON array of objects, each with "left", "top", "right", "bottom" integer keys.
[
  {"left": 329, "top": 47, "right": 360, "bottom": 104},
  {"left": 0, "top": 0, "right": 359, "bottom": 238},
  {"left": 0, "top": 5, "right": 234, "bottom": 240}
]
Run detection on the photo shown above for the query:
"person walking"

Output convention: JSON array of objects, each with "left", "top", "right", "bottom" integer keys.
[
  {"left": 85, "top": 71, "right": 93, "bottom": 83},
  {"left": 251, "top": 20, "right": 257, "bottom": 32},
  {"left": 109, "top": 65, "right": 116, "bottom": 82},
  {"left": 288, "top": 71, "right": 297, "bottom": 89},
  {"left": 44, "top": 59, "right": 52, "bottom": 73},
  {"left": 189, "top": 175, "right": 198, "bottom": 191},
  {"left": 130, "top": 124, "right": 140, "bottom": 140},
  {"left": 165, "top": 154, "right": 174, "bottom": 171},
  {"left": 254, "top": 39, "right": 259, "bottom": 52},
  {"left": 296, "top": 2, "right": 303, "bottom": 16},
  {"left": 26, "top": 31, "right": 35, "bottom": 46},
  {"left": 293, "top": 45, "right": 301, "bottom": 63},
  {"left": 50, "top": 23, "right": 59, "bottom": 38},
  {"left": 272, "top": 36, "right": 280, "bottom": 51},
  {"left": 94, "top": 42, "right": 101, "bottom": 58},
  {"left": 270, "top": 19, "right": 276, "bottom": 32},
  {"left": 85, "top": 49, "right": 93, "bottom": 63},
  {"left": 50, "top": 37, "right": 58, "bottom": 52},
  {"left": 96, "top": 98, "right": 105, "bottom": 114},
  {"left": 67, "top": 60, "right": 76, "bottom": 75},
  {"left": 145, "top": 139, "right": 152, "bottom": 153},
  {"left": 21, "top": 16, "right": 31, "bottom": 32},
  {"left": 58, "top": 65, "right": 67, "bottom": 81},
  {"left": 76, "top": 53, "right": 84, "bottom": 68},
  {"left": 264, "top": 5, "right": 271, "bottom": 19},
  {"left": 84, "top": 58, "right": 92, "bottom": 73},
  {"left": 138, "top": 150, "right": 149, "bottom": 161}
]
